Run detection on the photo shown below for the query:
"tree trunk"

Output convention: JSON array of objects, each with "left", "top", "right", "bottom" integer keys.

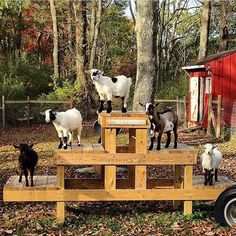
[
  {"left": 198, "top": 0, "right": 211, "bottom": 60},
  {"left": 73, "top": 0, "right": 88, "bottom": 90},
  {"left": 49, "top": 0, "right": 59, "bottom": 78},
  {"left": 132, "top": 0, "right": 158, "bottom": 111},
  {"left": 219, "top": 1, "right": 229, "bottom": 51},
  {"left": 89, "top": 0, "right": 102, "bottom": 69}
]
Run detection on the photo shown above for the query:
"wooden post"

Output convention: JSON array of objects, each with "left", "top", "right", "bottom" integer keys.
[
  {"left": 183, "top": 165, "right": 193, "bottom": 215},
  {"left": 173, "top": 165, "right": 181, "bottom": 209},
  {"left": 27, "top": 96, "right": 30, "bottom": 127},
  {"left": 56, "top": 166, "right": 65, "bottom": 224},
  {"left": 2, "top": 95, "right": 5, "bottom": 129},
  {"left": 216, "top": 95, "right": 222, "bottom": 138},
  {"left": 183, "top": 96, "right": 187, "bottom": 128},
  {"left": 207, "top": 95, "right": 212, "bottom": 135}
]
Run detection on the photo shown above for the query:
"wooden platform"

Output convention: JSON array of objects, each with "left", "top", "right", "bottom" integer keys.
[
  {"left": 4, "top": 175, "right": 235, "bottom": 202},
  {"left": 54, "top": 143, "right": 197, "bottom": 165}
]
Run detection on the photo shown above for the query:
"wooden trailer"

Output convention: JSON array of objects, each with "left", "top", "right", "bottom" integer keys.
[{"left": 3, "top": 112, "right": 236, "bottom": 224}]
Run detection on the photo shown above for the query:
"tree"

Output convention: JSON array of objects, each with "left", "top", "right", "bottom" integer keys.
[
  {"left": 132, "top": 0, "right": 158, "bottom": 111},
  {"left": 219, "top": 1, "right": 229, "bottom": 51},
  {"left": 49, "top": 0, "right": 59, "bottom": 78},
  {"left": 73, "top": 0, "right": 88, "bottom": 91},
  {"left": 198, "top": 0, "right": 211, "bottom": 60}
]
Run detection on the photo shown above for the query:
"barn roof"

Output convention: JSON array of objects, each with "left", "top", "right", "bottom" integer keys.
[{"left": 182, "top": 48, "right": 236, "bottom": 71}]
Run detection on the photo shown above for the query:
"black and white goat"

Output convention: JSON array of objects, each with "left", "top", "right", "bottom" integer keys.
[
  {"left": 201, "top": 143, "right": 222, "bottom": 186},
  {"left": 41, "top": 108, "right": 82, "bottom": 149},
  {"left": 141, "top": 103, "right": 178, "bottom": 150},
  {"left": 13, "top": 143, "right": 38, "bottom": 187},
  {"left": 86, "top": 69, "right": 132, "bottom": 113}
]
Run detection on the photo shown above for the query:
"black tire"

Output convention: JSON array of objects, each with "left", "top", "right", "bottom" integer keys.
[{"left": 214, "top": 185, "right": 236, "bottom": 227}]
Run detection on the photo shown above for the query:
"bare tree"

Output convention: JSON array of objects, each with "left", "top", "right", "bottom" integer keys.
[
  {"left": 198, "top": 0, "right": 211, "bottom": 60},
  {"left": 219, "top": 1, "right": 229, "bottom": 51},
  {"left": 73, "top": 0, "right": 88, "bottom": 90},
  {"left": 49, "top": 0, "right": 59, "bottom": 78},
  {"left": 132, "top": 0, "right": 158, "bottom": 111}
]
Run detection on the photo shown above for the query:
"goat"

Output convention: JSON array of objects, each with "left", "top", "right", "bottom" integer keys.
[
  {"left": 13, "top": 143, "right": 38, "bottom": 187},
  {"left": 86, "top": 69, "right": 132, "bottom": 113},
  {"left": 140, "top": 102, "right": 178, "bottom": 150},
  {"left": 201, "top": 143, "right": 222, "bottom": 186},
  {"left": 41, "top": 108, "right": 82, "bottom": 149}
]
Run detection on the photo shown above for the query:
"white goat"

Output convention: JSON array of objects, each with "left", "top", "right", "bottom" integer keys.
[
  {"left": 86, "top": 69, "right": 132, "bottom": 113},
  {"left": 201, "top": 143, "right": 222, "bottom": 186},
  {"left": 41, "top": 108, "right": 82, "bottom": 149}
]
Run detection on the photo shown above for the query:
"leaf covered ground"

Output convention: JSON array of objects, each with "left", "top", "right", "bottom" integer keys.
[{"left": 0, "top": 124, "right": 236, "bottom": 235}]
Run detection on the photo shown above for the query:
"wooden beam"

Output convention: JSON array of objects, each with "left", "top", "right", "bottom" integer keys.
[
  {"left": 184, "top": 166, "right": 193, "bottom": 215},
  {"left": 216, "top": 95, "right": 222, "bottom": 138}
]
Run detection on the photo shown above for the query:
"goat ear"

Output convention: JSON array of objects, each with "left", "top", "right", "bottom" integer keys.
[
  {"left": 139, "top": 102, "right": 145, "bottom": 107},
  {"left": 154, "top": 103, "right": 159, "bottom": 108},
  {"left": 13, "top": 144, "right": 19, "bottom": 149},
  {"left": 213, "top": 144, "right": 218, "bottom": 149},
  {"left": 29, "top": 144, "right": 34, "bottom": 148},
  {"left": 40, "top": 111, "right": 45, "bottom": 115}
]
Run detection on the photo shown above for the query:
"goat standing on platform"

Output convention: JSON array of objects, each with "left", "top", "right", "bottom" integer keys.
[
  {"left": 86, "top": 69, "right": 132, "bottom": 113},
  {"left": 140, "top": 103, "right": 178, "bottom": 150},
  {"left": 13, "top": 143, "right": 38, "bottom": 187},
  {"left": 201, "top": 143, "right": 222, "bottom": 186},
  {"left": 41, "top": 108, "right": 82, "bottom": 149}
]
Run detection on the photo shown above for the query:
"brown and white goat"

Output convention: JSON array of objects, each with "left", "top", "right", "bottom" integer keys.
[
  {"left": 13, "top": 143, "right": 38, "bottom": 187},
  {"left": 140, "top": 103, "right": 178, "bottom": 150}
]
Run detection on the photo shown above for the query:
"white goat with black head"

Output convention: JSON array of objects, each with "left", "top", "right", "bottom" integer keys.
[
  {"left": 140, "top": 103, "right": 178, "bottom": 150},
  {"left": 201, "top": 143, "right": 222, "bottom": 186},
  {"left": 86, "top": 69, "right": 132, "bottom": 113},
  {"left": 41, "top": 108, "right": 82, "bottom": 149}
]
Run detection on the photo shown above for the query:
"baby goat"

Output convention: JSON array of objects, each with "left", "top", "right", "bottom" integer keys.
[
  {"left": 201, "top": 143, "right": 222, "bottom": 186},
  {"left": 141, "top": 103, "right": 178, "bottom": 150},
  {"left": 41, "top": 108, "right": 82, "bottom": 149},
  {"left": 13, "top": 143, "right": 38, "bottom": 187},
  {"left": 86, "top": 69, "right": 132, "bottom": 113}
]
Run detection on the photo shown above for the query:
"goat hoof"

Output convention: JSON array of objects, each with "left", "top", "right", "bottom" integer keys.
[
  {"left": 121, "top": 107, "right": 127, "bottom": 113},
  {"left": 67, "top": 143, "right": 72, "bottom": 146},
  {"left": 165, "top": 145, "right": 169, "bottom": 148},
  {"left": 107, "top": 108, "right": 112, "bottom": 113},
  {"left": 58, "top": 144, "right": 63, "bottom": 149},
  {"left": 156, "top": 147, "right": 161, "bottom": 151},
  {"left": 26, "top": 183, "right": 29, "bottom": 187},
  {"left": 77, "top": 143, "right": 81, "bottom": 147},
  {"left": 204, "top": 182, "right": 207, "bottom": 186},
  {"left": 174, "top": 145, "right": 177, "bottom": 149},
  {"left": 97, "top": 108, "right": 103, "bottom": 113},
  {"left": 148, "top": 146, "right": 153, "bottom": 150},
  {"left": 63, "top": 145, "right": 68, "bottom": 150}
]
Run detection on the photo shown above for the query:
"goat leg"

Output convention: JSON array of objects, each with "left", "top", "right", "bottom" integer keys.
[
  {"left": 204, "top": 169, "right": 208, "bottom": 185},
  {"left": 165, "top": 131, "right": 171, "bottom": 148},
  {"left": 24, "top": 168, "right": 29, "bottom": 187},
  {"left": 156, "top": 132, "right": 162, "bottom": 150},
  {"left": 121, "top": 97, "right": 127, "bottom": 113},
  {"left": 209, "top": 170, "right": 214, "bottom": 186},
  {"left": 173, "top": 126, "right": 178, "bottom": 149},
  {"left": 148, "top": 136, "right": 155, "bottom": 150},
  {"left": 107, "top": 100, "right": 112, "bottom": 113},
  {"left": 30, "top": 168, "right": 34, "bottom": 187},
  {"left": 98, "top": 100, "right": 104, "bottom": 113},
  {"left": 215, "top": 168, "right": 218, "bottom": 182},
  {"left": 63, "top": 137, "right": 68, "bottom": 149},
  {"left": 19, "top": 169, "right": 23, "bottom": 182},
  {"left": 58, "top": 137, "right": 63, "bottom": 149}
]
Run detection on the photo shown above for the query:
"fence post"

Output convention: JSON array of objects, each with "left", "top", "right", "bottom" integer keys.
[
  {"left": 183, "top": 96, "right": 187, "bottom": 128},
  {"left": 27, "top": 96, "right": 30, "bottom": 127},
  {"left": 2, "top": 95, "right": 5, "bottom": 129},
  {"left": 207, "top": 95, "right": 212, "bottom": 135},
  {"left": 216, "top": 95, "right": 222, "bottom": 138}
]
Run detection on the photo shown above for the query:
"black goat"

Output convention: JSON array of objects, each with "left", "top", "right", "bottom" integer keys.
[
  {"left": 140, "top": 103, "right": 178, "bottom": 150},
  {"left": 13, "top": 143, "right": 38, "bottom": 187}
]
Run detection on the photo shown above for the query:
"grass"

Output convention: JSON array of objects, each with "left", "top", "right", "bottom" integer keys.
[{"left": 0, "top": 125, "right": 236, "bottom": 235}]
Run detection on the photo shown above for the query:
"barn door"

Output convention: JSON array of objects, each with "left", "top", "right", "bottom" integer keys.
[{"left": 190, "top": 77, "right": 204, "bottom": 122}]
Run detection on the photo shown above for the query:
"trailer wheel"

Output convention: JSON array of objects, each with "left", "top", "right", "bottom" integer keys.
[{"left": 214, "top": 185, "right": 236, "bottom": 227}]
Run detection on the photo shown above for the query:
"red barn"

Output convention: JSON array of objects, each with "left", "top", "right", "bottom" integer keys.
[{"left": 182, "top": 49, "right": 236, "bottom": 136}]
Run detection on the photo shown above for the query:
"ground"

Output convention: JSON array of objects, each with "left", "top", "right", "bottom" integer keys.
[{"left": 0, "top": 124, "right": 236, "bottom": 235}]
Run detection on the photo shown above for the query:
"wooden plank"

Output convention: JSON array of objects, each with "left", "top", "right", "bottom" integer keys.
[
  {"left": 57, "top": 202, "right": 65, "bottom": 224},
  {"left": 92, "top": 144, "right": 105, "bottom": 153},
  {"left": 54, "top": 151, "right": 198, "bottom": 165},
  {"left": 173, "top": 165, "right": 182, "bottom": 209},
  {"left": 82, "top": 144, "right": 94, "bottom": 153},
  {"left": 104, "top": 166, "right": 116, "bottom": 190},
  {"left": 128, "top": 128, "right": 136, "bottom": 187},
  {"left": 135, "top": 166, "right": 146, "bottom": 189},
  {"left": 216, "top": 95, "right": 222, "bottom": 138},
  {"left": 33, "top": 176, "right": 48, "bottom": 190},
  {"left": 135, "top": 129, "right": 147, "bottom": 153},
  {"left": 4, "top": 188, "right": 234, "bottom": 202},
  {"left": 184, "top": 166, "right": 193, "bottom": 215},
  {"left": 4, "top": 176, "right": 24, "bottom": 190},
  {"left": 104, "top": 128, "right": 116, "bottom": 153},
  {"left": 57, "top": 166, "right": 65, "bottom": 189}
]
